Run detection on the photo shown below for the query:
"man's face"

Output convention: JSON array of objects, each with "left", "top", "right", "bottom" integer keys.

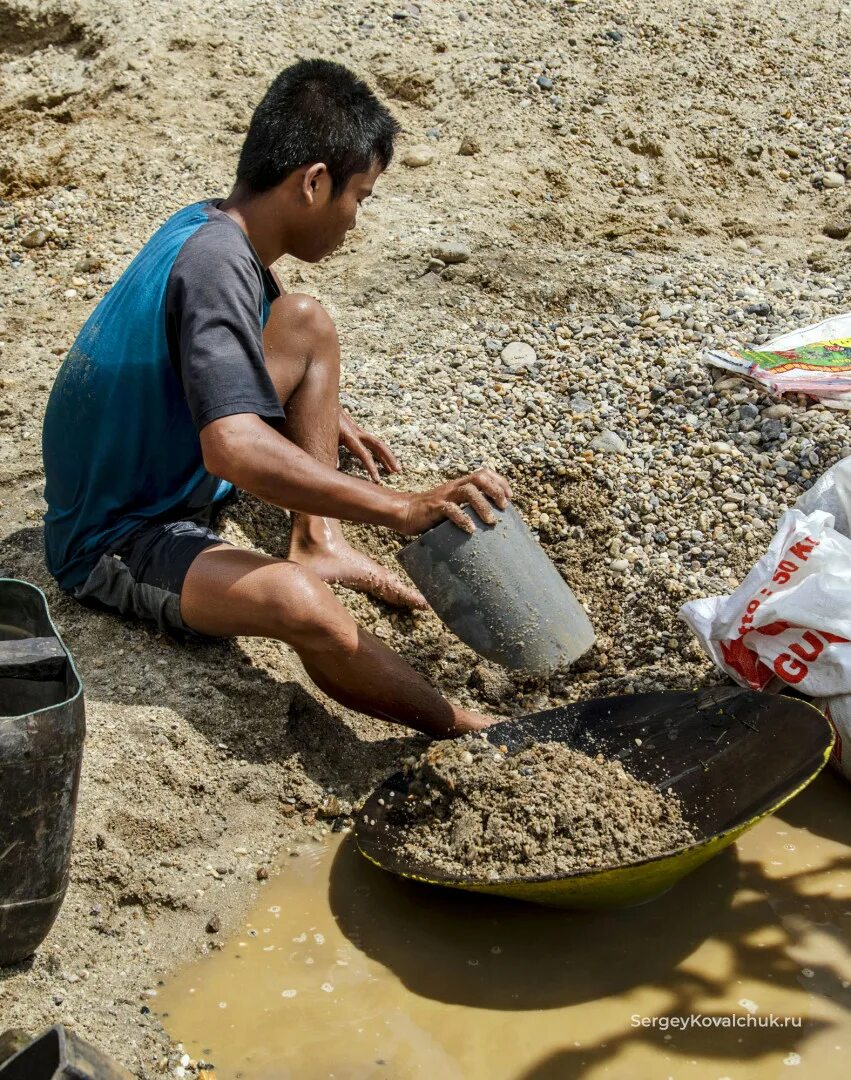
[{"left": 289, "top": 158, "right": 383, "bottom": 263}]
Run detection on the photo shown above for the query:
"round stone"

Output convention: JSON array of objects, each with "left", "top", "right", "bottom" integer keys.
[
  {"left": 21, "top": 228, "right": 47, "bottom": 249},
  {"left": 432, "top": 241, "right": 471, "bottom": 264},
  {"left": 402, "top": 145, "right": 434, "bottom": 168},
  {"left": 500, "top": 341, "right": 537, "bottom": 371},
  {"left": 590, "top": 430, "right": 627, "bottom": 454},
  {"left": 823, "top": 220, "right": 850, "bottom": 240}
]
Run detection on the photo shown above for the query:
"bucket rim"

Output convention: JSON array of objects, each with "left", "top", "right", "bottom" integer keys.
[
  {"left": 0, "top": 1023, "right": 69, "bottom": 1076},
  {"left": 0, "top": 577, "right": 84, "bottom": 722},
  {"left": 396, "top": 503, "right": 504, "bottom": 560}
]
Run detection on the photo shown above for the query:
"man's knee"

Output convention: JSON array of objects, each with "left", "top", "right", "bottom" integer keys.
[
  {"left": 278, "top": 293, "right": 338, "bottom": 350},
  {"left": 269, "top": 563, "right": 356, "bottom": 653}
]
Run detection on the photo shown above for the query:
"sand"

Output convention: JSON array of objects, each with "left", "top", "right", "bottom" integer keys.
[{"left": 389, "top": 735, "right": 698, "bottom": 881}]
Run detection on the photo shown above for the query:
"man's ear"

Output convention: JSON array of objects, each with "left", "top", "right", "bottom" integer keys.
[{"left": 302, "top": 162, "right": 329, "bottom": 206}]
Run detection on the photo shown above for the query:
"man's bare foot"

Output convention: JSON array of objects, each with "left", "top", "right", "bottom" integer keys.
[
  {"left": 449, "top": 707, "right": 502, "bottom": 735},
  {"left": 289, "top": 514, "right": 427, "bottom": 610}
]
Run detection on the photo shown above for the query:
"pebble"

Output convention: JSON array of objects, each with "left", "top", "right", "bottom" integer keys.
[
  {"left": 205, "top": 915, "right": 221, "bottom": 934},
  {"left": 458, "top": 135, "right": 480, "bottom": 156},
  {"left": 402, "top": 145, "right": 434, "bottom": 168},
  {"left": 21, "top": 228, "right": 47, "bottom": 249},
  {"left": 590, "top": 430, "right": 627, "bottom": 454},
  {"left": 75, "top": 253, "right": 102, "bottom": 272},
  {"left": 823, "top": 220, "right": 850, "bottom": 240},
  {"left": 536, "top": 75, "right": 553, "bottom": 90},
  {"left": 610, "top": 559, "right": 629, "bottom": 573},
  {"left": 822, "top": 171, "right": 846, "bottom": 189},
  {"left": 500, "top": 340, "right": 537, "bottom": 371},
  {"left": 432, "top": 241, "right": 471, "bottom": 265}
]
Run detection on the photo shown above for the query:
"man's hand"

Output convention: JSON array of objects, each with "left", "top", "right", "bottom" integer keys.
[
  {"left": 338, "top": 407, "right": 399, "bottom": 483},
  {"left": 397, "top": 469, "right": 512, "bottom": 536}
]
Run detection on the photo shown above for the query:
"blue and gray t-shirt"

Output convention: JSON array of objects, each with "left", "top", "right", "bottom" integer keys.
[{"left": 42, "top": 200, "right": 284, "bottom": 591}]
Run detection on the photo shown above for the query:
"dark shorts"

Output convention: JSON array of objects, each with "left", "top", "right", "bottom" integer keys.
[{"left": 70, "top": 518, "right": 230, "bottom": 637}]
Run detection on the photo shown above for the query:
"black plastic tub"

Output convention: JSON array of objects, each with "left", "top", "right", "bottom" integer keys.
[
  {"left": 0, "top": 1025, "right": 132, "bottom": 1080},
  {"left": 0, "top": 579, "right": 85, "bottom": 966}
]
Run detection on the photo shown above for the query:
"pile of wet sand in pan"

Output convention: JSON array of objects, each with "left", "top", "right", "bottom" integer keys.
[{"left": 388, "top": 735, "right": 699, "bottom": 881}]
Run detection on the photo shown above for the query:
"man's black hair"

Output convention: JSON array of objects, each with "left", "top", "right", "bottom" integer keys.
[{"left": 237, "top": 59, "right": 400, "bottom": 197}]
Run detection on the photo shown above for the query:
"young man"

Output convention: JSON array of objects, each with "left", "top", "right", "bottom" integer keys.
[{"left": 42, "top": 60, "right": 511, "bottom": 737}]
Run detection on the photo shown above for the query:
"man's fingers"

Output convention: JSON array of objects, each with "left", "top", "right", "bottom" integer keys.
[
  {"left": 472, "top": 471, "right": 509, "bottom": 510},
  {"left": 460, "top": 483, "right": 497, "bottom": 525},
  {"left": 366, "top": 435, "right": 400, "bottom": 474},
  {"left": 441, "top": 500, "right": 475, "bottom": 534},
  {"left": 476, "top": 468, "right": 512, "bottom": 504},
  {"left": 350, "top": 438, "right": 381, "bottom": 482}
]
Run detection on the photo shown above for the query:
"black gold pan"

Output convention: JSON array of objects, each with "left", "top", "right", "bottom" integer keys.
[{"left": 355, "top": 687, "right": 834, "bottom": 909}]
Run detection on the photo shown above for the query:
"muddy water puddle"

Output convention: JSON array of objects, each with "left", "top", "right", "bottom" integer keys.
[{"left": 160, "top": 771, "right": 851, "bottom": 1079}]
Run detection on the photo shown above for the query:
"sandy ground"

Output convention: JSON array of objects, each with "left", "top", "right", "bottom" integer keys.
[{"left": 1, "top": 0, "right": 850, "bottom": 1074}]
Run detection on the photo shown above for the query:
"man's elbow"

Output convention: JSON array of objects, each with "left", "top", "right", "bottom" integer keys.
[{"left": 200, "top": 425, "right": 249, "bottom": 485}]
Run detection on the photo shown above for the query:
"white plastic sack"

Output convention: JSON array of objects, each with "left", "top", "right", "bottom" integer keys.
[
  {"left": 680, "top": 509, "right": 851, "bottom": 779},
  {"left": 795, "top": 454, "right": 851, "bottom": 538},
  {"left": 794, "top": 456, "right": 851, "bottom": 778},
  {"left": 812, "top": 695, "right": 851, "bottom": 781}
]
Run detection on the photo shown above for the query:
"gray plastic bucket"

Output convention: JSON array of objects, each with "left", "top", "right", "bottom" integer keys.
[{"left": 397, "top": 504, "right": 595, "bottom": 674}]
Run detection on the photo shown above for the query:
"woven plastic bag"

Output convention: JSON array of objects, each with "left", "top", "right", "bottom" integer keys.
[
  {"left": 795, "top": 456, "right": 851, "bottom": 778},
  {"left": 679, "top": 509, "right": 851, "bottom": 780},
  {"left": 795, "top": 454, "right": 851, "bottom": 538},
  {"left": 706, "top": 313, "right": 851, "bottom": 409}
]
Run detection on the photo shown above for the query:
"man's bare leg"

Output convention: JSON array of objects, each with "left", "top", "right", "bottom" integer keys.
[
  {"left": 263, "top": 293, "right": 425, "bottom": 609},
  {"left": 180, "top": 545, "right": 493, "bottom": 736}
]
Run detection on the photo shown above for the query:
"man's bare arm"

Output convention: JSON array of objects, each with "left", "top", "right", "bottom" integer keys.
[
  {"left": 200, "top": 413, "right": 511, "bottom": 536},
  {"left": 202, "top": 412, "right": 404, "bottom": 526}
]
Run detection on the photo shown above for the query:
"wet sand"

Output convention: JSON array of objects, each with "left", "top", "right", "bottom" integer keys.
[
  {"left": 389, "top": 736, "right": 697, "bottom": 880},
  {"left": 159, "top": 770, "right": 850, "bottom": 1080}
]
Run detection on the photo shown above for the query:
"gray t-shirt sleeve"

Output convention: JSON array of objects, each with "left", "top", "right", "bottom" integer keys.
[{"left": 165, "top": 226, "right": 284, "bottom": 433}]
